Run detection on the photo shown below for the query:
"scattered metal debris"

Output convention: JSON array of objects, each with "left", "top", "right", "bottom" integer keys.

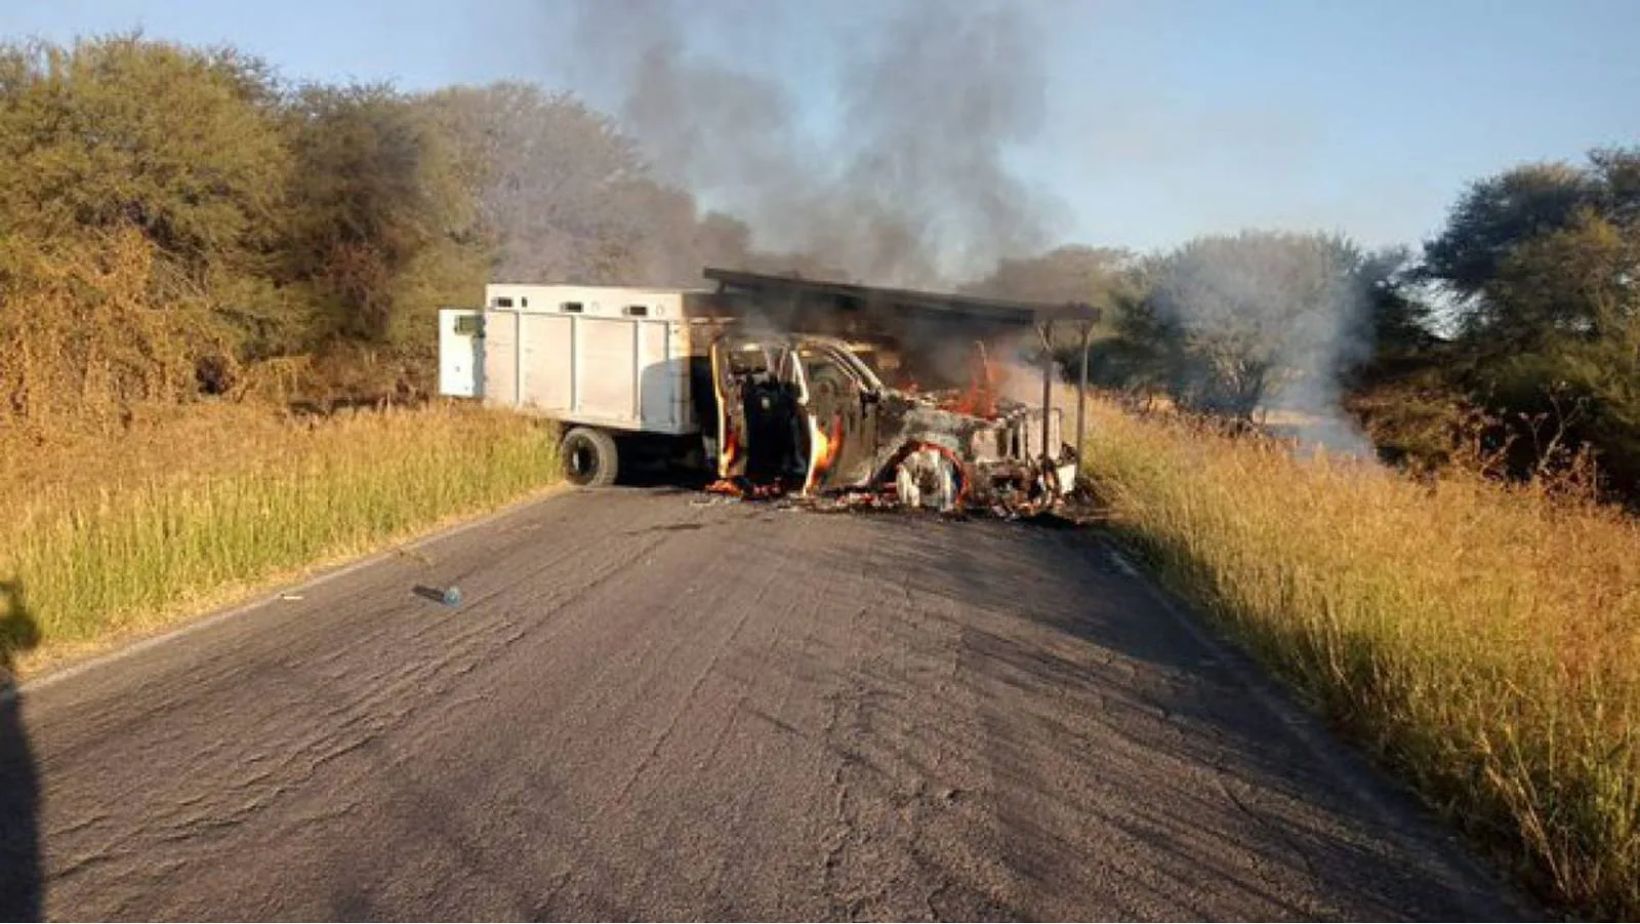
[{"left": 412, "top": 584, "right": 463, "bottom": 606}]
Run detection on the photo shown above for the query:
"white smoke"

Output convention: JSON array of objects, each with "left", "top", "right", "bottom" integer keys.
[{"left": 1150, "top": 231, "right": 1375, "bottom": 457}]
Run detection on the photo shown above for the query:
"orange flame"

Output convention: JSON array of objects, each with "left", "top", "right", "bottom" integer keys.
[
  {"left": 941, "top": 342, "right": 999, "bottom": 418},
  {"left": 719, "top": 428, "right": 741, "bottom": 478},
  {"left": 706, "top": 478, "right": 744, "bottom": 497},
  {"left": 803, "top": 414, "right": 845, "bottom": 494}
]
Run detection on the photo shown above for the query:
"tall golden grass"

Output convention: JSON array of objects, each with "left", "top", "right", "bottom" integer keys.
[
  {"left": 0, "top": 402, "right": 559, "bottom": 674},
  {"left": 1082, "top": 398, "right": 1640, "bottom": 916}
]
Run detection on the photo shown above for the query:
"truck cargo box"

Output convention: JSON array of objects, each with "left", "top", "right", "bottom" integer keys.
[{"left": 440, "top": 284, "right": 714, "bottom": 436}]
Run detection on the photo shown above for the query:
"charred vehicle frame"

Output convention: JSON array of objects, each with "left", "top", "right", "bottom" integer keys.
[{"left": 708, "top": 332, "right": 1078, "bottom": 513}]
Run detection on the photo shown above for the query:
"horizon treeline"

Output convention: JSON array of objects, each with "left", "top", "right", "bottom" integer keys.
[{"left": 1, "top": 35, "right": 1635, "bottom": 500}]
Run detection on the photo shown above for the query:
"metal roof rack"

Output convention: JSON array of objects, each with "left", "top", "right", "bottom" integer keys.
[{"left": 703, "top": 267, "right": 1102, "bottom": 325}]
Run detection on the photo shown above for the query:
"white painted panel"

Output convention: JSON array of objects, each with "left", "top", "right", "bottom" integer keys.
[
  {"left": 483, "top": 283, "right": 700, "bottom": 320},
  {"left": 638, "top": 321, "right": 674, "bottom": 428},
  {"left": 519, "top": 313, "right": 572, "bottom": 411},
  {"left": 437, "top": 309, "right": 483, "bottom": 398},
  {"left": 481, "top": 310, "right": 518, "bottom": 408},
  {"left": 670, "top": 321, "right": 696, "bottom": 430},
  {"left": 576, "top": 318, "right": 636, "bottom": 420}
]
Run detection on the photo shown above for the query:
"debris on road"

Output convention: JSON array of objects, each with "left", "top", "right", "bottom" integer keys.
[{"left": 412, "top": 584, "right": 463, "bottom": 607}]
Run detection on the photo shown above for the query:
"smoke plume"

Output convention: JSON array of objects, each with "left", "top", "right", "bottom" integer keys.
[
  {"left": 544, "top": 4, "right": 1374, "bottom": 455},
  {"left": 564, "top": 0, "right": 1061, "bottom": 287}
]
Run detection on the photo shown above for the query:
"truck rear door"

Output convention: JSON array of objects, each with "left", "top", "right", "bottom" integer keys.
[{"left": 438, "top": 309, "right": 484, "bottom": 398}]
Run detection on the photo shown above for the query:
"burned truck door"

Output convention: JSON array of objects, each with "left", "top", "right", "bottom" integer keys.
[
  {"left": 798, "top": 342, "right": 880, "bottom": 493},
  {"left": 710, "top": 336, "right": 807, "bottom": 485},
  {"left": 710, "top": 337, "right": 750, "bottom": 480}
]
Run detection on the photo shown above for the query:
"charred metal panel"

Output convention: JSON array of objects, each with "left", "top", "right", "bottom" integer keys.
[
  {"left": 710, "top": 340, "right": 748, "bottom": 479},
  {"left": 797, "top": 343, "right": 879, "bottom": 491},
  {"left": 710, "top": 336, "right": 809, "bottom": 484}
]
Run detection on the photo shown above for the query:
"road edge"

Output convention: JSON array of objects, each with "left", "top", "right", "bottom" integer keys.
[
  {"left": 1093, "top": 535, "right": 1539, "bottom": 919},
  {"left": 4, "top": 484, "right": 570, "bottom": 701}
]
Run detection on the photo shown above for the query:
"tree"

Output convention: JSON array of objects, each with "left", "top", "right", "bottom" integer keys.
[
  {"left": 1590, "top": 147, "right": 1640, "bottom": 226},
  {"left": 283, "top": 84, "right": 482, "bottom": 348},
  {"left": 0, "top": 36, "right": 289, "bottom": 270},
  {"left": 423, "top": 83, "right": 654, "bottom": 284},
  {"left": 1490, "top": 208, "right": 1639, "bottom": 343},
  {"left": 423, "top": 82, "right": 775, "bottom": 289},
  {"left": 1357, "top": 247, "right": 1439, "bottom": 363},
  {"left": 1418, "top": 147, "right": 1640, "bottom": 495},
  {"left": 0, "top": 35, "right": 292, "bottom": 415},
  {"left": 1484, "top": 210, "right": 1640, "bottom": 488},
  {"left": 1423, "top": 161, "right": 1593, "bottom": 303},
  {"left": 1129, "top": 231, "right": 1367, "bottom": 419}
]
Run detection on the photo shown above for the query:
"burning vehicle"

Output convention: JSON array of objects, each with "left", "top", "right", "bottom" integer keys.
[
  {"left": 710, "top": 333, "right": 1075, "bottom": 512},
  {"left": 437, "top": 268, "right": 1100, "bottom": 514}
]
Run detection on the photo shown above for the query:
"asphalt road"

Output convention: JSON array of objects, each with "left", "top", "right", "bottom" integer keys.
[{"left": 0, "top": 487, "right": 1525, "bottom": 920}]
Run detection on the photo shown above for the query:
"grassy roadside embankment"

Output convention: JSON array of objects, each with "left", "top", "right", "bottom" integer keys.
[
  {"left": 1081, "top": 398, "right": 1640, "bottom": 917},
  {"left": 0, "top": 402, "right": 560, "bottom": 678}
]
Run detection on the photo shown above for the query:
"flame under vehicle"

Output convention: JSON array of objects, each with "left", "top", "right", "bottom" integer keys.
[{"left": 438, "top": 269, "right": 1101, "bottom": 513}]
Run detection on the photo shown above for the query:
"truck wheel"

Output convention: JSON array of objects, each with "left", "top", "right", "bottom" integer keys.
[
  {"left": 562, "top": 426, "right": 619, "bottom": 487},
  {"left": 895, "top": 447, "right": 960, "bottom": 512}
]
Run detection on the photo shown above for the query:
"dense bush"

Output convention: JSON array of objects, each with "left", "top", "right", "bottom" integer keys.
[
  {"left": 1417, "top": 150, "right": 1640, "bottom": 498},
  {"left": 1067, "top": 152, "right": 1640, "bottom": 502},
  {"left": 0, "top": 35, "right": 756, "bottom": 432}
]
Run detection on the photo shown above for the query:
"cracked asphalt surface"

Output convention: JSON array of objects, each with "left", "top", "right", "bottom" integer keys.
[{"left": 0, "top": 487, "right": 1526, "bottom": 920}]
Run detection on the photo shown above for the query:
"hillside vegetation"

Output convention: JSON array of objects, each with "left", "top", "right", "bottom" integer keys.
[{"left": 1083, "top": 398, "right": 1640, "bottom": 916}]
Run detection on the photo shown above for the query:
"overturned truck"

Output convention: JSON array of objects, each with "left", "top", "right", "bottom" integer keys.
[{"left": 438, "top": 268, "right": 1101, "bottom": 513}]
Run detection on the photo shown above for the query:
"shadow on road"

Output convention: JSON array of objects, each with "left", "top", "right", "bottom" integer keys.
[{"left": 0, "top": 579, "right": 41, "bottom": 920}]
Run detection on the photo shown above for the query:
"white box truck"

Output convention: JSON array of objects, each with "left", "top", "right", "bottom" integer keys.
[
  {"left": 439, "top": 273, "right": 1093, "bottom": 513},
  {"left": 439, "top": 283, "right": 727, "bottom": 486}
]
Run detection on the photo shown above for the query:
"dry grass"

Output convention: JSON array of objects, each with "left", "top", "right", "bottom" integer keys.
[
  {"left": 0, "top": 401, "right": 559, "bottom": 676},
  {"left": 1081, "top": 398, "right": 1640, "bottom": 916}
]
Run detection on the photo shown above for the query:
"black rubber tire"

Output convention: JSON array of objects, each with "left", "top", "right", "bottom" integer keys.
[{"left": 561, "top": 426, "right": 620, "bottom": 487}]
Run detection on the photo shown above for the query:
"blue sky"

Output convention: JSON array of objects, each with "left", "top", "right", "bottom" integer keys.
[{"left": 4, "top": 0, "right": 1637, "bottom": 255}]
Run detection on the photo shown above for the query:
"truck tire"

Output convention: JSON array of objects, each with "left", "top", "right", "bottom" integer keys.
[{"left": 562, "top": 426, "right": 619, "bottom": 487}]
